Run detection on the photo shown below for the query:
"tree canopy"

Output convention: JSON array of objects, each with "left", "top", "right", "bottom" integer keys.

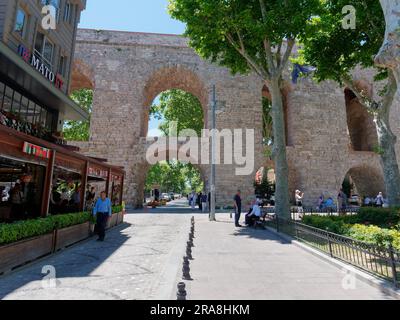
[
  {"left": 145, "top": 162, "right": 204, "bottom": 194},
  {"left": 299, "top": 0, "right": 386, "bottom": 84},
  {"left": 169, "top": 0, "right": 319, "bottom": 79},
  {"left": 150, "top": 89, "right": 204, "bottom": 136},
  {"left": 63, "top": 89, "right": 93, "bottom": 141}
]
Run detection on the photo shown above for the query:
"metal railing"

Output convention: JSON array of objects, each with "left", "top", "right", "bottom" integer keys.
[
  {"left": 265, "top": 215, "right": 400, "bottom": 288},
  {"left": 262, "top": 207, "right": 361, "bottom": 216}
]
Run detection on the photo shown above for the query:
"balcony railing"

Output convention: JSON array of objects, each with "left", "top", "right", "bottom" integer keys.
[{"left": 0, "top": 110, "right": 65, "bottom": 146}]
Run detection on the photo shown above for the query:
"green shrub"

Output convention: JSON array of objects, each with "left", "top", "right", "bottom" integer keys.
[
  {"left": 344, "top": 207, "right": 400, "bottom": 228},
  {"left": 302, "top": 215, "right": 350, "bottom": 234},
  {"left": 0, "top": 218, "right": 55, "bottom": 246},
  {"left": 0, "top": 211, "right": 91, "bottom": 246},
  {"left": 49, "top": 212, "right": 91, "bottom": 229},
  {"left": 112, "top": 205, "right": 123, "bottom": 214},
  {"left": 347, "top": 224, "right": 400, "bottom": 251},
  {"left": 0, "top": 206, "right": 122, "bottom": 246},
  {"left": 302, "top": 208, "right": 400, "bottom": 231}
]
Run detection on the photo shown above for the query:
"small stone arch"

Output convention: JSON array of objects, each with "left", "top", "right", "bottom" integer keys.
[
  {"left": 344, "top": 80, "right": 378, "bottom": 152},
  {"left": 70, "top": 59, "right": 96, "bottom": 92},
  {"left": 341, "top": 164, "right": 385, "bottom": 198},
  {"left": 141, "top": 66, "right": 209, "bottom": 137}
]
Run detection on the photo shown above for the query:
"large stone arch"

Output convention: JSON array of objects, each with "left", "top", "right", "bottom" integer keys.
[
  {"left": 341, "top": 164, "right": 385, "bottom": 198},
  {"left": 142, "top": 66, "right": 209, "bottom": 137},
  {"left": 70, "top": 59, "right": 95, "bottom": 92}
]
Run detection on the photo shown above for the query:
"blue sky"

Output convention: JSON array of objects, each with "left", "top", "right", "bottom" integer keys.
[
  {"left": 79, "top": 0, "right": 186, "bottom": 35},
  {"left": 79, "top": 0, "right": 184, "bottom": 136}
]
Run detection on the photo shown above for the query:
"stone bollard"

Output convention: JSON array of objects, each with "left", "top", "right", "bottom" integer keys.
[
  {"left": 188, "top": 240, "right": 194, "bottom": 248},
  {"left": 177, "top": 282, "right": 187, "bottom": 300},
  {"left": 182, "top": 256, "right": 191, "bottom": 280},
  {"left": 186, "top": 245, "right": 193, "bottom": 260},
  {"left": 189, "top": 233, "right": 194, "bottom": 241}
]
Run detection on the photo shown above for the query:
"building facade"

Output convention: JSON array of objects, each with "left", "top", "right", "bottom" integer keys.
[{"left": 0, "top": 1, "right": 124, "bottom": 223}]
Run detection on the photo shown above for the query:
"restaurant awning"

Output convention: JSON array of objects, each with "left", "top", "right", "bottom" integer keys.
[{"left": 0, "top": 42, "right": 89, "bottom": 122}]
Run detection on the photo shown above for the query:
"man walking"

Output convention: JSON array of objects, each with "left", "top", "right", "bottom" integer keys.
[
  {"left": 234, "top": 190, "right": 242, "bottom": 228},
  {"left": 93, "top": 191, "right": 112, "bottom": 242}
]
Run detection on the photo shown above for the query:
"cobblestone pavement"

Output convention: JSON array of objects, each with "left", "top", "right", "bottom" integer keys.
[
  {"left": 186, "top": 214, "right": 397, "bottom": 300},
  {"left": 0, "top": 213, "right": 192, "bottom": 300}
]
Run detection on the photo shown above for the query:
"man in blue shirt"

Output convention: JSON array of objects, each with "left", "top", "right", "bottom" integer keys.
[{"left": 93, "top": 191, "right": 112, "bottom": 242}]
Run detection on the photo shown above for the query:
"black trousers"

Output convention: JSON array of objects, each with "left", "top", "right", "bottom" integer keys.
[
  {"left": 235, "top": 208, "right": 242, "bottom": 226},
  {"left": 96, "top": 212, "right": 108, "bottom": 240}
]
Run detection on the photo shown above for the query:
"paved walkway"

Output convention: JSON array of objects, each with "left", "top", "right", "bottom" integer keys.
[
  {"left": 187, "top": 214, "right": 396, "bottom": 300},
  {"left": 0, "top": 214, "right": 191, "bottom": 300},
  {"left": 0, "top": 208, "right": 396, "bottom": 300}
]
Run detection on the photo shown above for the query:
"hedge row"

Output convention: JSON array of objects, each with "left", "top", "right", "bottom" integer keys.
[
  {"left": 301, "top": 208, "right": 400, "bottom": 250},
  {"left": 0, "top": 206, "right": 124, "bottom": 246},
  {"left": 347, "top": 224, "right": 400, "bottom": 251}
]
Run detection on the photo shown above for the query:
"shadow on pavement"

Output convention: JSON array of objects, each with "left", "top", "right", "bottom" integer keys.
[
  {"left": 232, "top": 226, "right": 293, "bottom": 245},
  {"left": 0, "top": 223, "right": 132, "bottom": 299}
]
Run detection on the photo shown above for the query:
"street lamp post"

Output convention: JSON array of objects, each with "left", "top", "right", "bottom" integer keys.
[{"left": 209, "top": 85, "right": 217, "bottom": 222}]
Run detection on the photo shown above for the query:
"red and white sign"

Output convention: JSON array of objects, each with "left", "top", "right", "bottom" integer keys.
[
  {"left": 23, "top": 142, "right": 51, "bottom": 159},
  {"left": 88, "top": 167, "right": 108, "bottom": 179}
]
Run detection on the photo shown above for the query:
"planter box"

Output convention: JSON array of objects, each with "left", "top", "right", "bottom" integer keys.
[
  {"left": 0, "top": 233, "right": 54, "bottom": 275},
  {"left": 55, "top": 222, "right": 91, "bottom": 251},
  {"left": 107, "top": 213, "right": 118, "bottom": 229},
  {"left": 116, "top": 212, "right": 124, "bottom": 225}
]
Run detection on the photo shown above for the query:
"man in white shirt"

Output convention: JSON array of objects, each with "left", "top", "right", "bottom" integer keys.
[{"left": 246, "top": 200, "right": 264, "bottom": 228}]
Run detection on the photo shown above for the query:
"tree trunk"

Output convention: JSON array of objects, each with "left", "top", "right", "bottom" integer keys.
[
  {"left": 375, "top": 113, "right": 400, "bottom": 206},
  {"left": 375, "top": 2, "right": 400, "bottom": 206},
  {"left": 376, "top": 0, "right": 400, "bottom": 83},
  {"left": 269, "top": 78, "right": 290, "bottom": 218}
]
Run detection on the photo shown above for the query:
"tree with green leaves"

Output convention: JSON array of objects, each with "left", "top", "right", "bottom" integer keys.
[
  {"left": 300, "top": 1, "right": 400, "bottom": 206},
  {"left": 169, "top": 0, "right": 319, "bottom": 217},
  {"left": 151, "top": 89, "right": 204, "bottom": 136},
  {"left": 63, "top": 89, "right": 93, "bottom": 141},
  {"left": 145, "top": 162, "right": 203, "bottom": 195}
]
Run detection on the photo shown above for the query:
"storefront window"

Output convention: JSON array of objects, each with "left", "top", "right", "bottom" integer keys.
[
  {"left": 111, "top": 175, "right": 123, "bottom": 206},
  {"left": 0, "top": 157, "right": 45, "bottom": 223},
  {"left": 2, "top": 86, "right": 13, "bottom": 112},
  {"left": 11, "top": 92, "right": 22, "bottom": 113},
  {"left": 20, "top": 97, "right": 29, "bottom": 121},
  {"left": 26, "top": 101, "right": 36, "bottom": 124},
  {"left": 50, "top": 167, "right": 82, "bottom": 215},
  {"left": 39, "top": 107, "right": 48, "bottom": 128}
]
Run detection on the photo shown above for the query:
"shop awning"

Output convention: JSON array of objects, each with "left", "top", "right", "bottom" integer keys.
[{"left": 0, "top": 42, "right": 89, "bottom": 121}]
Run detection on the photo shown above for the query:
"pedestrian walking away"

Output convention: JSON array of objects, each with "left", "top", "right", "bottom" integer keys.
[
  {"left": 93, "top": 191, "right": 112, "bottom": 242},
  {"left": 233, "top": 190, "right": 242, "bottom": 227}
]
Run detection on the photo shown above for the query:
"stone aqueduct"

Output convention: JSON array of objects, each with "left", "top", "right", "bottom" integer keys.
[{"left": 70, "top": 29, "right": 400, "bottom": 209}]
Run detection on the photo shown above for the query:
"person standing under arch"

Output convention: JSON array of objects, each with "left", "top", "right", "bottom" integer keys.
[{"left": 295, "top": 190, "right": 304, "bottom": 220}]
